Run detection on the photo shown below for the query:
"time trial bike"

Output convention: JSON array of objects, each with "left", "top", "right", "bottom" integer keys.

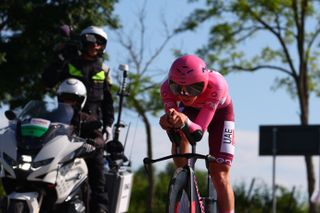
[{"left": 143, "top": 125, "right": 218, "bottom": 213}]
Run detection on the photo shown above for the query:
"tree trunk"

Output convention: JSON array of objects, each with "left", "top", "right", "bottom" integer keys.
[
  {"left": 298, "top": 70, "right": 316, "bottom": 212},
  {"left": 143, "top": 115, "right": 155, "bottom": 212},
  {"left": 305, "top": 156, "right": 316, "bottom": 213},
  {"left": 135, "top": 104, "right": 154, "bottom": 212}
]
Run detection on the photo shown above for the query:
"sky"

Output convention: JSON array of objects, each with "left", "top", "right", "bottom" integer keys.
[{"left": 1, "top": 0, "right": 320, "bottom": 201}]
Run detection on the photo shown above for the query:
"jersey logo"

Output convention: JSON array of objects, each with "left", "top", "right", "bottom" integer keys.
[{"left": 220, "top": 121, "right": 235, "bottom": 155}]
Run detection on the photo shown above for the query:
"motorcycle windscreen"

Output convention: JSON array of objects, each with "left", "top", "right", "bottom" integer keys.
[
  {"left": 17, "top": 100, "right": 75, "bottom": 150},
  {"left": 18, "top": 100, "right": 74, "bottom": 125}
]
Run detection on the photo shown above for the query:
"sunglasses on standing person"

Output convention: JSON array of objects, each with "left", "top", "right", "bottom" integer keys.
[{"left": 82, "top": 34, "right": 106, "bottom": 46}]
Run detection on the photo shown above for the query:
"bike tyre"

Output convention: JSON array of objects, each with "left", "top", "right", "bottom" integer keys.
[
  {"left": 7, "top": 200, "right": 28, "bottom": 213},
  {"left": 166, "top": 168, "right": 202, "bottom": 213}
]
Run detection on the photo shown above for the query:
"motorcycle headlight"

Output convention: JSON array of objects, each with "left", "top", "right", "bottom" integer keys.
[{"left": 17, "top": 155, "right": 32, "bottom": 171}]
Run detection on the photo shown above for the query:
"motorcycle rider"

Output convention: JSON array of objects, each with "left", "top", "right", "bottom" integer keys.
[
  {"left": 56, "top": 78, "right": 108, "bottom": 213},
  {"left": 42, "top": 26, "right": 114, "bottom": 213}
]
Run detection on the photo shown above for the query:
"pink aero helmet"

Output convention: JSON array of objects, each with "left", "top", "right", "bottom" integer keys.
[{"left": 168, "top": 55, "right": 209, "bottom": 96}]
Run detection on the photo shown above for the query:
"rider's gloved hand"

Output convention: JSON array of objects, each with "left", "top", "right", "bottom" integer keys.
[
  {"left": 87, "top": 137, "right": 105, "bottom": 149},
  {"left": 82, "top": 143, "right": 96, "bottom": 153},
  {"left": 59, "top": 24, "right": 72, "bottom": 37},
  {"left": 102, "top": 126, "right": 112, "bottom": 141}
]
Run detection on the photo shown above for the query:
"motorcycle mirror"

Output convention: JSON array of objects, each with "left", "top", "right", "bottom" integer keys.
[{"left": 4, "top": 110, "right": 17, "bottom": 120}]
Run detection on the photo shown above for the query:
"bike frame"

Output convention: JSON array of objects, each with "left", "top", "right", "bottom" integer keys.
[{"left": 143, "top": 130, "right": 217, "bottom": 213}]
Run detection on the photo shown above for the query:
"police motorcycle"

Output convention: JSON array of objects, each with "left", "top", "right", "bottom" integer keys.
[
  {"left": 0, "top": 100, "right": 99, "bottom": 213},
  {"left": 104, "top": 64, "right": 133, "bottom": 213}
]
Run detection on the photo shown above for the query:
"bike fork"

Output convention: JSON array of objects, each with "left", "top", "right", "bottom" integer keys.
[{"left": 204, "top": 175, "right": 217, "bottom": 213}]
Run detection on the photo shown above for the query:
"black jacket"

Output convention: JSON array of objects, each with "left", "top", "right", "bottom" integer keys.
[
  {"left": 42, "top": 56, "right": 114, "bottom": 128},
  {"left": 72, "top": 111, "right": 104, "bottom": 148}
]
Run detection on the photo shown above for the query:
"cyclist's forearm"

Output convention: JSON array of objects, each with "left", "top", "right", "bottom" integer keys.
[
  {"left": 172, "top": 137, "right": 189, "bottom": 167},
  {"left": 181, "top": 123, "right": 203, "bottom": 143},
  {"left": 186, "top": 118, "right": 201, "bottom": 132}
]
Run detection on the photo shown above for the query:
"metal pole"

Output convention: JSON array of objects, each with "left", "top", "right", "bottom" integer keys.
[
  {"left": 113, "top": 64, "right": 129, "bottom": 142},
  {"left": 272, "top": 127, "right": 277, "bottom": 213}
]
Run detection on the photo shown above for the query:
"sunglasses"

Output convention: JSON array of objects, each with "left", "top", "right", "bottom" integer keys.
[
  {"left": 169, "top": 81, "right": 205, "bottom": 96},
  {"left": 83, "top": 34, "right": 106, "bottom": 46}
]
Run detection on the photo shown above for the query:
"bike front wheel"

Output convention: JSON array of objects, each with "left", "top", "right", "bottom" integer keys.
[{"left": 166, "top": 168, "right": 202, "bottom": 213}]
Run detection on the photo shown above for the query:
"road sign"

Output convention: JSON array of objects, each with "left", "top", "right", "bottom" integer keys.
[{"left": 259, "top": 125, "right": 320, "bottom": 156}]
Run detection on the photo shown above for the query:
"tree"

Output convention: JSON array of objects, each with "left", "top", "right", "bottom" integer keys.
[
  {"left": 234, "top": 180, "right": 307, "bottom": 212},
  {"left": 0, "top": 1, "right": 119, "bottom": 108},
  {"left": 112, "top": 1, "right": 181, "bottom": 210},
  {"left": 180, "top": 0, "right": 320, "bottom": 212}
]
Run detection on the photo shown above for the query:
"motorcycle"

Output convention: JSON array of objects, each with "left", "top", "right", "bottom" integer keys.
[{"left": 0, "top": 100, "right": 96, "bottom": 213}]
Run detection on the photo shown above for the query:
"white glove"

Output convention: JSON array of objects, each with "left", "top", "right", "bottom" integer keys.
[
  {"left": 82, "top": 143, "right": 96, "bottom": 153},
  {"left": 103, "top": 126, "right": 113, "bottom": 141}
]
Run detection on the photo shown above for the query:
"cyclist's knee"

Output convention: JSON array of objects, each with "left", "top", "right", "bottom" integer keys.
[{"left": 209, "top": 163, "right": 231, "bottom": 188}]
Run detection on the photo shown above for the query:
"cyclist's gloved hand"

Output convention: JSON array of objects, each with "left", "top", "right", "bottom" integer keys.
[
  {"left": 159, "top": 113, "right": 174, "bottom": 130},
  {"left": 167, "top": 108, "right": 188, "bottom": 129},
  {"left": 102, "top": 125, "right": 112, "bottom": 141}
]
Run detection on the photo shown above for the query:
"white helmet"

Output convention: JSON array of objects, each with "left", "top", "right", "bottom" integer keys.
[
  {"left": 80, "top": 26, "right": 108, "bottom": 41},
  {"left": 80, "top": 26, "right": 108, "bottom": 56},
  {"left": 57, "top": 78, "right": 87, "bottom": 109}
]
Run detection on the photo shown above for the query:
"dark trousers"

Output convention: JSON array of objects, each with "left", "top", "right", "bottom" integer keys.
[{"left": 85, "top": 148, "right": 108, "bottom": 212}]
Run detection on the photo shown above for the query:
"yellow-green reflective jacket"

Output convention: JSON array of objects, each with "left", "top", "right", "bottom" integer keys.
[{"left": 67, "top": 63, "right": 106, "bottom": 101}]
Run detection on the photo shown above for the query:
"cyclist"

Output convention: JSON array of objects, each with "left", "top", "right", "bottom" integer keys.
[{"left": 159, "top": 55, "right": 235, "bottom": 213}]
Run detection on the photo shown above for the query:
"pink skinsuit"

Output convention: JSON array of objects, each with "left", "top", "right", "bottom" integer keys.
[{"left": 161, "top": 70, "right": 235, "bottom": 165}]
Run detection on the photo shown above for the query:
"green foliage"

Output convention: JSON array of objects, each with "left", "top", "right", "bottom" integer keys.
[
  {"left": 112, "top": 72, "right": 163, "bottom": 117},
  {"left": 0, "top": 1, "right": 119, "bottom": 108},
  {"left": 234, "top": 182, "right": 307, "bottom": 212},
  {"left": 128, "top": 167, "right": 149, "bottom": 213},
  {"left": 180, "top": 0, "right": 320, "bottom": 98}
]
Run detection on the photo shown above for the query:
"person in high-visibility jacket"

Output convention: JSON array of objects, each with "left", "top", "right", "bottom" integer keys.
[{"left": 42, "top": 26, "right": 114, "bottom": 213}]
